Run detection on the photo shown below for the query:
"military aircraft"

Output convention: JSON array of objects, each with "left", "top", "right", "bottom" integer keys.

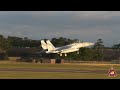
[{"left": 41, "top": 40, "right": 94, "bottom": 56}]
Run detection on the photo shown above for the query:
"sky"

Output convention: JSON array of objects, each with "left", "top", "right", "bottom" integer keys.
[{"left": 0, "top": 11, "right": 120, "bottom": 47}]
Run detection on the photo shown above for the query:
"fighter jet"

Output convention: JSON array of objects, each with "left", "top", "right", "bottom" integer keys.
[{"left": 41, "top": 40, "right": 94, "bottom": 56}]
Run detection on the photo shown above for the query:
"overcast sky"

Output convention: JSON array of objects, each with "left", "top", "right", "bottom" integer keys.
[{"left": 0, "top": 11, "right": 120, "bottom": 46}]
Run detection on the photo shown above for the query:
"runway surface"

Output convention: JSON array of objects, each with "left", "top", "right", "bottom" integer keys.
[{"left": 0, "top": 68, "right": 119, "bottom": 74}]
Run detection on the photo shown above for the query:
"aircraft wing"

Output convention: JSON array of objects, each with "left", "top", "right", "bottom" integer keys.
[{"left": 56, "top": 45, "right": 75, "bottom": 51}]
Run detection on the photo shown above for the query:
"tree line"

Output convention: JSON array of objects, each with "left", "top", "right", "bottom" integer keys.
[{"left": 0, "top": 34, "right": 120, "bottom": 61}]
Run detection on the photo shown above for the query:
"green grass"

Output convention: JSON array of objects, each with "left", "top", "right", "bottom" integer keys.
[
  {"left": 0, "top": 63, "right": 119, "bottom": 70},
  {"left": 0, "top": 72, "right": 119, "bottom": 79},
  {"left": 0, "top": 63, "right": 119, "bottom": 79}
]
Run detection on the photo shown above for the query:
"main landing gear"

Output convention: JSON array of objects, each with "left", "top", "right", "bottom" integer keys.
[
  {"left": 59, "top": 53, "right": 67, "bottom": 56},
  {"left": 65, "top": 53, "right": 67, "bottom": 56}
]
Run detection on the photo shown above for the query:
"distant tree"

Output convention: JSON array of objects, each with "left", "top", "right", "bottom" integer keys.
[
  {"left": 7, "top": 36, "right": 23, "bottom": 47},
  {"left": 111, "top": 44, "right": 120, "bottom": 59},
  {"left": 78, "top": 47, "right": 93, "bottom": 61},
  {"left": 24, "top": 37, "right": 29, "bottom": 40},
  {"left": 0, "top": 35, "right": 11, "bottom": 50},
  {"left": 112, "top": 44, "right": 120, "bottom": 51},
  {"left": 92, "top": 39, "right": 104, "bottom": 61},
  {"left": 51, "top": 38, "right": 58, "bottom": 46},
  {"left": 57, "top": 37, "right": 66, "bottom": 46}
]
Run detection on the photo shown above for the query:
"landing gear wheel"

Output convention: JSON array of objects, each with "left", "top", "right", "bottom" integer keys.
[
  {"left": 60, "top": 53, "right": 62, "bottom": 56},
  {"left": 65, "top": 53, "right": 67, "bottom": 56}
]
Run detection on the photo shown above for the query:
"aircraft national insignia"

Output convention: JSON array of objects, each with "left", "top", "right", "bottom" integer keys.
[{"left": 108, "top": 66, "right": 117, "bottom": 77}]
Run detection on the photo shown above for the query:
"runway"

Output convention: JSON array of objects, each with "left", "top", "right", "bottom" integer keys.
[{"left": 0, "top": 68, "right": 118, "bottom": 74}]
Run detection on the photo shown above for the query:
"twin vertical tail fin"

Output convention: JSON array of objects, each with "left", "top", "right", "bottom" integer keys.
[
  {"left": 41, "top": 40, "right": 56, "bottom": 51},
  {"left": 46, "top": 40, "right": 56, "bottom": 51},
  {"left": 41, "top": 40, "right": 47, "bottom": 50}
]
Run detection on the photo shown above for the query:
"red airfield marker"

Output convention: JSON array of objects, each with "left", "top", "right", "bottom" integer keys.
[{"left": 108, "top": 66, "right": 117, "bottom": 77}]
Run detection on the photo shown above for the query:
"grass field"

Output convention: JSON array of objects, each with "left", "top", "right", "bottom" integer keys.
[
  {"left": 0, "top": 60, "right": 119, "bottom": 79},
  {"left": 0, "top": 72, "right": 119, "bottom": 79}
]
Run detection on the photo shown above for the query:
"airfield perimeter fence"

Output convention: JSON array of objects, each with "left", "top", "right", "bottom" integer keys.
[
  {"left": 111, "top": 60, "right": 120, "bottom": 64},
  {"left": 64, "top": 60, "right": 116, "bottom": 64}
]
